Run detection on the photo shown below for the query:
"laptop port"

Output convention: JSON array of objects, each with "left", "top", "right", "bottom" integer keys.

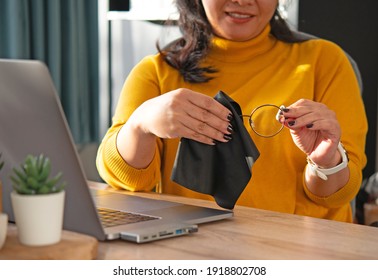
[{"left": 159, "top": 231, "right": 173, "bottom": 237}]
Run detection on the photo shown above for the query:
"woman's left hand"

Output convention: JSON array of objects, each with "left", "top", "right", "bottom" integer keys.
[{"left": 280, "top": 99, "right": 342, "bottom": 168}]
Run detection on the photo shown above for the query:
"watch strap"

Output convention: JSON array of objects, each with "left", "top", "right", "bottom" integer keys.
[{"left": 307, "top": 142, "right": 348, "bottom": 181}]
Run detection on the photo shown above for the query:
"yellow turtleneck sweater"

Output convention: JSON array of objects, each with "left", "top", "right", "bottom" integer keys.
[{"left": 96, "top": 26, "right": 367, "bottom": 222}]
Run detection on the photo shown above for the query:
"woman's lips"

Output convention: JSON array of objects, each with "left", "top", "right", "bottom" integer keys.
[
  {"left": 226, "top": 12, "right": 253, "bottom": 19},
  {"left": 226, "top": 12, "right": 254, "bottom": 23}
]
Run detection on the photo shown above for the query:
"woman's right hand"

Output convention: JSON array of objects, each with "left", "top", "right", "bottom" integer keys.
[{"left": 129, "top": 88, "right": 233, "bottom": 145}]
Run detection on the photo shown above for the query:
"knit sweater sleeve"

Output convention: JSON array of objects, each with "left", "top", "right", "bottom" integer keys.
[
  {"left": 96, "top": 55, "right": 163, "bottom": 191},
  {"left": 301, "top": 40, "right": 367, "bottom": 208}
]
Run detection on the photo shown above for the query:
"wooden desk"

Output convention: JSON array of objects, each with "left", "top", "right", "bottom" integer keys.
[
  {"left": 90, "top": 182, "right": 378, "bottom": 260},
  {"left": 0, "top": 226, "right": 98, "bottom": 260}
]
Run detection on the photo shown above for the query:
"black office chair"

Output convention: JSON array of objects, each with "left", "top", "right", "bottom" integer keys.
[{"left": 356, "top": 172, "right": 378, "bottom": 225}]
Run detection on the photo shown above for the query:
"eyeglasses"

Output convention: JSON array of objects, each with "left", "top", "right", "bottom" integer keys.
[{"left": 241, "top": 104, "right": 285, "bottom": 138}]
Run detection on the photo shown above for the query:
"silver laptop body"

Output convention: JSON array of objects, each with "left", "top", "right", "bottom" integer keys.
[{"left": 0, "top": 59, "right": 233, "bottom": 243}]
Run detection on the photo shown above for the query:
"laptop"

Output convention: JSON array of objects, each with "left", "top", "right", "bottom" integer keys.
[{"left": 0, "top": 59, "right": 233, "bottom": 243}]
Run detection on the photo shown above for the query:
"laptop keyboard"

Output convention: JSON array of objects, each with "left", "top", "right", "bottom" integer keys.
[{"left": 97, "top": 207, "right": 159, "bottom": 227}]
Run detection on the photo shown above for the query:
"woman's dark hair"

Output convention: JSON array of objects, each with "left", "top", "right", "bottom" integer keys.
[{"left": 157, "top": 0, "right": 297, "bottom": 83}]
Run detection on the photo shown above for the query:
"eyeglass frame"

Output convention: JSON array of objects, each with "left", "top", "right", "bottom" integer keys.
[{"left": 241, "top": 104, "right": 286, "bottom": 138}]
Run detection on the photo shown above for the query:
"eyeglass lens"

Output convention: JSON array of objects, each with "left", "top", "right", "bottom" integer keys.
[{"left": 246, "top": 104, "right": 284, "bottom": 138}]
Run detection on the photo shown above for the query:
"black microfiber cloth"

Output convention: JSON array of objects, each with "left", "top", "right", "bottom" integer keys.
[{"left": 171, "top": 90, "right": 260, "bottom": 209}]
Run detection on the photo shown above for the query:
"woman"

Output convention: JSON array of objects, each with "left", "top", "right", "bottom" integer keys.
[{"left": 96, "top": 0, "right": 367, "bottom": 222}]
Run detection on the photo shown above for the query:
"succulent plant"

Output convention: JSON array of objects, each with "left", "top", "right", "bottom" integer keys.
[{"left": 10, "top": 154, "right": 66, "bottom": 195}]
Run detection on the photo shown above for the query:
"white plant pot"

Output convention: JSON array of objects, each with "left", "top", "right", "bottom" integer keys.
[
  {"left": 11, "top": 190, "right": 65, "bottom": 246},
  {"left": 0, "top": 212, "right": 7, "bottom": 250}
]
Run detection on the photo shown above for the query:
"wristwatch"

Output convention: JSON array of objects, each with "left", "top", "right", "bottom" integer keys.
[{"left": 307, "top": 142, "right": 349, "bottom": 180}]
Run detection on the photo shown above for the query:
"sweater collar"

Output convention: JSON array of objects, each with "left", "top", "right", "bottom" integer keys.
[{"left": 208, "top": 25, "right": 276, "bottom": 62}]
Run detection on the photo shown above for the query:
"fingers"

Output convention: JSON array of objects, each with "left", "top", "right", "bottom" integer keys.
[
  {"left": 275, "top": 99, "right": 343, "bottom": 167},
  {"left": 281, "top": 99, "right": 340, "bottom": 139},
  {"left": 142, "top": 89, "right": 234, "bottom": 145},
  {"left": 177, "top": 90, "right": 233, "bottom": 144},
  {"left": 178, "top": 114, "right": 233, "bottom": 145},
  {"left": 183, "top": 90, "right": 232, "bottom": 122}
]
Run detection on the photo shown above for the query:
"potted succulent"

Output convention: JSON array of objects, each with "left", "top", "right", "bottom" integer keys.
[
  {"left": 0, "top": 153, "right": 8, "bottom": 250},
  {"left": 10, "top": 154, "right": 66, "bottom": 246}
]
